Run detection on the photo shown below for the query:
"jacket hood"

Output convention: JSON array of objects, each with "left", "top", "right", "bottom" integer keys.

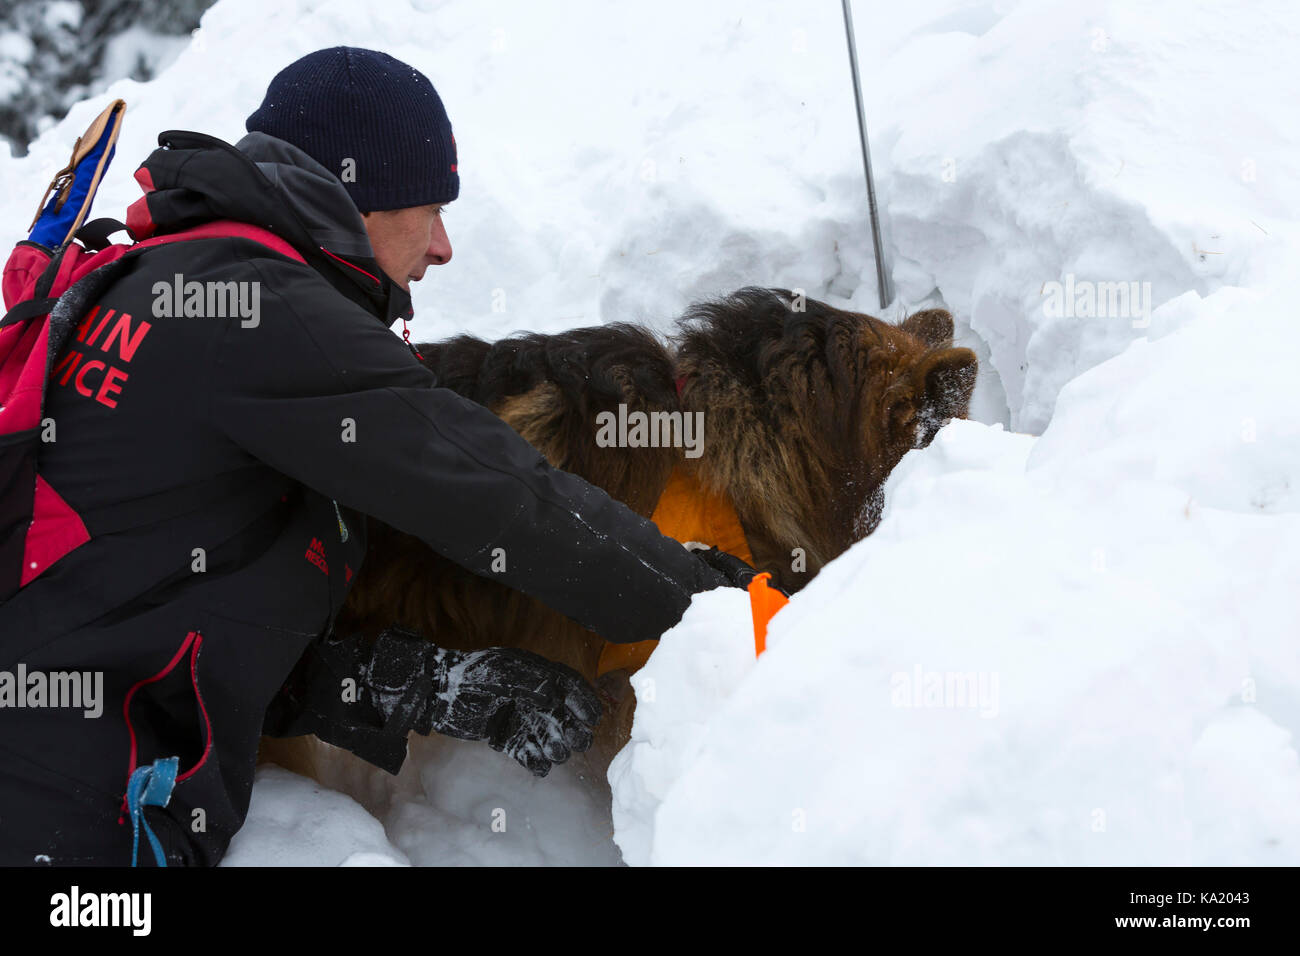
[{"left": 129, "top": 129, "right": 413, "bottom": 328}]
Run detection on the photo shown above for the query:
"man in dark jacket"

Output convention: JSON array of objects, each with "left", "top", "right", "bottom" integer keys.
[{"left": 0, "top": 47, "right": 747, "bottom": 866}]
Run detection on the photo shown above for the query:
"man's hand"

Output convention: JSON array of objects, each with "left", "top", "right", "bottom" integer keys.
[
  {"left": 687, "top": 544, "right": 790, "bottom": 596},
  {"left": 414, "top": 645, "right": 603, "bottom": 776},
  {"left": 355, "top": 627, "right": 603, "bottom": 777}
]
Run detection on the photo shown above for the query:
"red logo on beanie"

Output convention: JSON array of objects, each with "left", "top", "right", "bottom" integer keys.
[{"left": 450, "top": 133, "right": 457, "bottom": 174}]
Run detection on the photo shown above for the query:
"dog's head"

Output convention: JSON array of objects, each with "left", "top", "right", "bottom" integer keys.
[{"left": 675, "top": 287, "right": 977, "bottom": 588}]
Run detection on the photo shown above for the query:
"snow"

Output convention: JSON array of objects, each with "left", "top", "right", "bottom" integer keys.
[
  {"left": 3, "top": 0, "right": 1299, "bottom": 865},
  {"left": 225, "top": 736, "right": 620, "bottom": 867},
  {"left": 221, "top": 765, "right": 410, "bottom": 867},
  {"left": 615, "top": 411, "right": 1300, "bottom": 864},
  {"left": 98, "top": 27, "right": 192, "bottom": 95}
]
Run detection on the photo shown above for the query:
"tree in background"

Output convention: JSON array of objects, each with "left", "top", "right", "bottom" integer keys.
[{"left": 0, "top": 0, "right": 214, "bottom": 155}]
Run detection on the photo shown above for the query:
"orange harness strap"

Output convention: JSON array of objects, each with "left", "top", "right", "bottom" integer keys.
[
  {"left": 747, "top": 572, "right": 787, "bottom": 656},
  {"left": 597, "top": 466, "right": 756, "bottom": 677}
]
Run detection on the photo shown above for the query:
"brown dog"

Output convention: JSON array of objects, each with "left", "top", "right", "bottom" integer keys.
[{"left": 260, "top": 287, "right": 977, "bottom": 781}]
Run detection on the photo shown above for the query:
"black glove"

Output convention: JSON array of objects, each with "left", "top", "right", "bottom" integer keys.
[
  {"left": 687, "top": 544, "right": 790, "bottom": 596},
  {"left": 363, "top": 627, "right": 602, "bottom": 777},
  {"left": 405, "top": 643, "right": 603, "bottom": 777},
  {"left": 265, "top": 625, "right": 602, "bottom": 778}
]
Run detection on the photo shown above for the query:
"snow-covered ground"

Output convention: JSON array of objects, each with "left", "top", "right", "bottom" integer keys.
[{"left": 3, "top": 0, "right": 1297, "bottom": 864}]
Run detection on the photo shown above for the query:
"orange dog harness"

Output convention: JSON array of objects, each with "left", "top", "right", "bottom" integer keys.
[{"left": 596, "top": 466, "right": 785, "bottom": 676}]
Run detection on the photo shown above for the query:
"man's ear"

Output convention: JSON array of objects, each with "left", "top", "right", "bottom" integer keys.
[
  {"left": 912, "top": 347, "right": 978, "bottom": 420},
  {"left": 899, "top": 308, "right": 955, "bottom": 348}
]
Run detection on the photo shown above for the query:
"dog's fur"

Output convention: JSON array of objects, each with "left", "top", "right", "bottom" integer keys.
[{"left": 260, "top": 287, "right": 977, "bottom": 781}]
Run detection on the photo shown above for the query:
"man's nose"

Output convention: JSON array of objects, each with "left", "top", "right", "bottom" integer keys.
[{"left": 427, "top": 215, "right": 452, "bottom": 266}]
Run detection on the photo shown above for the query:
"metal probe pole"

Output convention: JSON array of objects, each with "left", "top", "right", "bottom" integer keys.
[{"left": 841, "top": 0, "right": 894, "bottom": 310}]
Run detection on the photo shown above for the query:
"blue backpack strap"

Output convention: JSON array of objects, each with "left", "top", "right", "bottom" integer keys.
[{"left": 125, "top": 756, "right": 179, "bottom": 867}]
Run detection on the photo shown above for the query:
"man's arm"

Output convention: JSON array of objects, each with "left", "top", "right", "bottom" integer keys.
[{"left": 209, "top": 258, "right": 728, "bottom": 645}]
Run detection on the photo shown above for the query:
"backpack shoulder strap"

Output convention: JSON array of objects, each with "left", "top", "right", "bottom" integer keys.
[
  {"left": 131, "top": 220, "right": 307, "bottom": 265},
  {"left": 1, "top": 295, "right": 60, "bottom": 328},
  {"left": 2, "top": 219, "right": 307, "bottom": 329},
  {"left": 75, "top": 217, "right": 128, "bottom": 252}
]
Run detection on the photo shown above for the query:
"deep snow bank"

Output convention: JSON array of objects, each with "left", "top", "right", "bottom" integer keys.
[
  {"left": 869, "top": 0, "right": 1300, "bottom": 430},
  {"left": 611, "top": 279, "right": 1300, "bottom": 864}
]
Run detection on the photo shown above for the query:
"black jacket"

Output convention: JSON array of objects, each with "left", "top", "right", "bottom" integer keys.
[{"left": 0, "top": 130, "right": 724, "bottom": 866}]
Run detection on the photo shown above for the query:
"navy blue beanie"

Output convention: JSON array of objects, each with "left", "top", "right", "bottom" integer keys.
[{"left": 246, "top": 46, "right": 459, "bottom": 213}]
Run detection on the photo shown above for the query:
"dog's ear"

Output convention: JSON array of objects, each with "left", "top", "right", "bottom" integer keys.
[
  {"left": 885, "top": 346, "right": 978, "bottom": 449},
  {"left": 899, "top": 308, "right": 955, "bottom": 348},
  {"left": 914, "top": 347, "right": 978, "bottom": 421},
  {"left": 887, "top": 346, "right": 978, "bottom": 434}
]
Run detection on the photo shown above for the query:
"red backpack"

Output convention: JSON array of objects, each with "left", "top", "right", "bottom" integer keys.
[{"left": 0, "top": 100, "right": 304, "bottom": 602}]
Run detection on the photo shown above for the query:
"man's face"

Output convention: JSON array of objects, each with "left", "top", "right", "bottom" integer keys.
[{"left": 361, "top": 203, "right": 452, "bottom": 290}]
